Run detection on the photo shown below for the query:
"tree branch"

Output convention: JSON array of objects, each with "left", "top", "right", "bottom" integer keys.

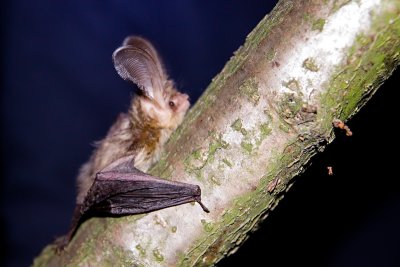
[{"left": 34, "top": 0, "right": 400, "bottom": 266}]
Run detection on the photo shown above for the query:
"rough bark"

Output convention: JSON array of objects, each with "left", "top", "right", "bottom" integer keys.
[{"left": 33, "top": 0, "right": 400, "bottom": 266}]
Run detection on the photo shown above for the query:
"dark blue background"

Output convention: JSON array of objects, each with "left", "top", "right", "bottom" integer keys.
[{"left": 1, "top": 1, "right": 399, "bottom": 267}]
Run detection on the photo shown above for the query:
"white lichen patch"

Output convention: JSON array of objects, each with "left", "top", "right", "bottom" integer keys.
[
  {"left": 222, "top": 128, "right": 243, "bottom": 146},
  {"left": 240, "top": 109, "right": 265, "bottom": 130},
  {"left": 276, "top": 0, "right": 381, "bottom": 100}
]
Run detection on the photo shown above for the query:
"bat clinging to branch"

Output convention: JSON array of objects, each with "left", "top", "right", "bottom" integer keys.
[{"left": 57, "top": 36, "right": 209, "bottom": 249}]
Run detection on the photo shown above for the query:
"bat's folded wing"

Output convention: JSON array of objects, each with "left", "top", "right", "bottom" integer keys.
[
  {"left": 91, "top": 184, "right": 201, "bottom": 215},
  {"left": 81, "top": 155, "right": 209, "bottom": 216}
]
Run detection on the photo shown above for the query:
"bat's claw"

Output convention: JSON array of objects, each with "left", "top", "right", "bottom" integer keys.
[{"left": 196, "top": 197, "right": 210, "bottom": 213}]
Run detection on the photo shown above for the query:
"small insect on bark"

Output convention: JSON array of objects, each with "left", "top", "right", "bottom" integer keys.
[
  {"left": 56, "top": 36, "right": 209, "bottom": 250},
  {"left": 332, "top": 119, "right": 353, "bottom": 136}
]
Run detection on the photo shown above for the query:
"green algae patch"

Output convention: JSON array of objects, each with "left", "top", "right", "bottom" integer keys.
[
  {"left": 278, "top": 93, "right": 304, "bottom": 119},
  {"left": 265, "top": 49, "right": 277, "bottom": 62},
  {"left": 232, "top": 119, "right": 272, "bottom": 155},
  {"left": 259, "top": 123, "right": 272, "bottom": 140},
  {"left": 222, "top": 158, "right": 233, "bottom": 168},
  {"left": 332, "top": 0, "right": 352, "bottom": 13},
  {"left": 201, "top": 219, "right": 214, "bottom": 233},
  {"left": 239, "top": 78, "right": 260, "bottom": 105},
  {"left": 303, "top": 13, "right": 325, "bottom": 32},
  {"left": 231, "top": 118, "right": 248, "bottom": 136},
  {"left": 184, "top": 133, "right": 229, "bottom": 180},
  {"left": 209, "top": 175, "right": 222, "bottom": 186},
  {"left": 282, "top": 78, "right": 301, "bottom": 92},
  {"left": 279, "top": 123, "right": 292, "bottom": 133},
  {"left": 152, "top": 249, "right": 164, "bottom": 263},
  {"left": 312, "top": 18, "right": 325, "bottom": 32},
  {"left": 240, "top": 141, "right": 253, "bottom": 154},
  {"left": 209, "top": 134, "right": 230, "bottom": 156},
  {"left": 135, "top": 244, "right": 146, "bottom": 257},
  {"left": 302, "top": 58, "right": 320, "bottom": 72}
]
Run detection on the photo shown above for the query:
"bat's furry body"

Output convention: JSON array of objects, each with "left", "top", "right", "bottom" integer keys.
[
  {"left": 76, "top": 37, "right": 190, "bottom": 204},
  {"left": 57, "top": 36, "right": 207, "bottom": 249},
  {"left": 76, "top": 82, "right": 189, "bottom": 204}
]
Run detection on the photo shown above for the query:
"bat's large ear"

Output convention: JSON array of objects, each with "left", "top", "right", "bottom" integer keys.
[
  {"left": 113, "top": 36, "right": 167, "bottom": 100},
  {"left": 122, "top": 36, "right": 165, "bottom": 74}
]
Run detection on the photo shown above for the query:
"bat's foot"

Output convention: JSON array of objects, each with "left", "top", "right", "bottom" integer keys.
[{"left": 195, "top": 197, "right": 210, "bottom": 213}]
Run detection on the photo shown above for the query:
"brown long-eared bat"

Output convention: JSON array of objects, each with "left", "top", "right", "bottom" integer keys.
[{"left": 57, "top": 36, "right": 209, "bottom": 249}]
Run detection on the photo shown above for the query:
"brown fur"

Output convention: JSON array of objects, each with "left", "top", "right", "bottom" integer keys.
[{"left": 76, "top": 83, "right": 190, "bottom": 204}]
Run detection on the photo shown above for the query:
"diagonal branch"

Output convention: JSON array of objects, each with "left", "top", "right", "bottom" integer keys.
[{"left": 34, "top": 0, "right": 400, "bottom": 266}]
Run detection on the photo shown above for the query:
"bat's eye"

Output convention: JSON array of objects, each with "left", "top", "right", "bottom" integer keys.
[{"left": 169, "top": 101, "right": 175, "bottom": 107}]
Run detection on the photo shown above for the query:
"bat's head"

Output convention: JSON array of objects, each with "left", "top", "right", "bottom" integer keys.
[
  {"left": 113, "top": 36, "right": 190, "bottom": 131},
  {"left": 134, "top": 81, "right": 190, "bottom": 131}
]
